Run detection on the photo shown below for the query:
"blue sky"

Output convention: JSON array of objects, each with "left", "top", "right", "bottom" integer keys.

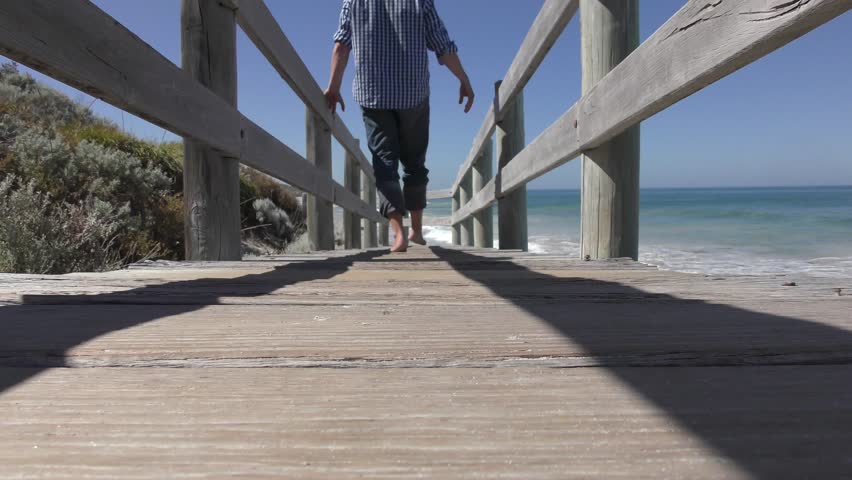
[{"left": 5, "top": 1, "right": 851, "bottom": 189}]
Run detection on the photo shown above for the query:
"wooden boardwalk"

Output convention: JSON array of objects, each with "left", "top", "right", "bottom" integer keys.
[{"left": 1, "top": 246, "right": 851, "bottom": 478}]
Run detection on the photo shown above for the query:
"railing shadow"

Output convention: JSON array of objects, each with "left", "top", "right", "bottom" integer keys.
[
  {"left": 2, "top": 246, "right": 851, "bottom": 477},
  {"left": 0, "top": 250, "right": 386, "bottom": 394},
  {"left": 431, "top": 247, "right": 852, "bottom": 479}
]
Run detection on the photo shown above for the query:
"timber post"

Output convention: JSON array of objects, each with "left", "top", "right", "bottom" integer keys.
[
  {"left": 361, "top": 172, "right": 378, "bottom": 248},
  {"left": 452, "top": 189, "right": 461, "bottom": 246},
  {"left": 472, "top": 139, "right": 494, "bottom": 248},
  {"left": 580, "top": 0, "right": 640, "bottom": 260},
  {"left": 181, "top": 0, "right": 241, "bottom": 261},
  {"left": 496, "top": 85, "right": 527, "bottom": 251},
  {"left": 306, "top": 108, "right": 335, "bottom": 251},
  {"left": 379, "top": 221, "right": 390, "bottom": 247},
  {"left": 344, "top": 150, "right": 362, "bottom": 249},
  {"left": 459, "top": 171, "right": 474, "bottom": 247}
]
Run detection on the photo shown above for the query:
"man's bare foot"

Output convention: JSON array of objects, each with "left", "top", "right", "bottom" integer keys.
[
  {"left": 409, "top": 232, "right": 427, "bottom": 246},
  {"left": 390, "top": 236, "right": 408, "bottom": 253}
]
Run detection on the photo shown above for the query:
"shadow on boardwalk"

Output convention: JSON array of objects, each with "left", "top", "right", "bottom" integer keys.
[
  {"left": 430, "top": 247, "right": 852, "bottom": 479},
  {"left": 1, "top": 247, "right": 851, "bottom": 478},
  {"left": 0, "top": 250, "right": 386, "bottom": 394}
]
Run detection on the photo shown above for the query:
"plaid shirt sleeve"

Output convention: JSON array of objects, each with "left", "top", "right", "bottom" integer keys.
[
  {"left": 423, "top": 0, "right": 458, "bottom": 57},
  {"left": 332, "top": 0, "right": 353, "bottom": 47}
]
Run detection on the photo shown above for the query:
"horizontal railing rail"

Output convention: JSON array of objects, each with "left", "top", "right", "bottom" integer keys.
[
  {"left": 450, "top": 0, "right": 579, "bottom": 195},
  {"left": 451, "top": 0, "right": 852, "bottom": 229},
  {"left": 224, "top": 0, "right": 375, "bottom": 181},
  {"left": 0, "top": 0, "right": 385, "bottom": 242}
]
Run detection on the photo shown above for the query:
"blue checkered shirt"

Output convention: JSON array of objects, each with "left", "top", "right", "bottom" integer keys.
[{"left": 333, "top": 0, "right": 458, "bottom": 110}]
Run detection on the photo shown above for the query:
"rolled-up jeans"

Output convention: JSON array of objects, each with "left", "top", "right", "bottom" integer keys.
[{"left": 362, "top": 99, "right": 430, "bottom": 218}]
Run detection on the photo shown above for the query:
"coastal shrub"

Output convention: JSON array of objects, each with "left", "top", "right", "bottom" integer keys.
[
  {"left": 0, "top": 176, "right": 136, "bottom": 274},
  {"left": 253, "top": 198, "right": 294, "bottom": 240},
  {"left": 0, "top": 62, "right": 306, "bottom": 273}
]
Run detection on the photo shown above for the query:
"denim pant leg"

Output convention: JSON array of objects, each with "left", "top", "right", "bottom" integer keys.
[
  {"left": 362, "top": 107, "right": 406, "bottom": 217},
  {"left": 398, "top": 100, "right": 430, "bottom": 212}
]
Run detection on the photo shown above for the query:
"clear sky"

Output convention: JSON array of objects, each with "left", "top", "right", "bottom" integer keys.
[{"left": 5, "top": 1, "right": 851, "bottom": 189}]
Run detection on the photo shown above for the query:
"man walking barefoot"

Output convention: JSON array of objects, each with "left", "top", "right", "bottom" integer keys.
[{"left": 325, "top": 0, "right": 474, "bottom": 252}]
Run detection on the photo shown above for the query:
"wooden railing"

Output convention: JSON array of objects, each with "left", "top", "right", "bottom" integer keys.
[
  {"left": 450, "top": 0, "right": 851, "bottom": 257},
  {"left": 0, "top": 0, "right": 386, "bottom": 260}
]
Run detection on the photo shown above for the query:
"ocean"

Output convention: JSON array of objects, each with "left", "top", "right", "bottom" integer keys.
[{"left": 422, "top": 186, "right": 852, "bottom": 279}]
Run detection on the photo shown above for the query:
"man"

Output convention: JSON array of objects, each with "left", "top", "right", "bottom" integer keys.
[{"left": 325, "top": 0, "right": 474, "bottom": 252}]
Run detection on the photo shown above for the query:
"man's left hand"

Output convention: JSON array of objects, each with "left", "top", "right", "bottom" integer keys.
[
  {"left": 324, "top": 89, "right": 346, "bottom": 114},
  {"left": 459, "top": 80, "right": 475, "bottom": 113}
]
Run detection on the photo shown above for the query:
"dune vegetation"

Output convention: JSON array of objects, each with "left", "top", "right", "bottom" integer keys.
[{"left": 0, "top": 63, "right": 305, "bottom": 274}]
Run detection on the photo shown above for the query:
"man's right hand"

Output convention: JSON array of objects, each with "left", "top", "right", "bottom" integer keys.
[{"left": 324, "top": 89, "right": 346, "bottom": 114}]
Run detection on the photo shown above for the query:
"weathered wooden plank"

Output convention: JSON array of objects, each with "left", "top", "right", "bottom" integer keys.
[
  {"left": 5, "top": 246, "right": 849, "bottom": 480},
  {"left": 0, "top": 0, "right": 383, "bottom": 223},
  {"left": 500, "top": 0, "right": 852, "bottom": 194},
  {"left": 427, "top": 189, "right": 452, "bottom": 200},
  {"left": 240, "top": 115, "right": 332, "bottom": 200},
  {"left": 7, "top": 365, "right": 852, "bottom": 478},
  {"left": 472, "top": 139, "right": 494, "bottom": 249},
  {"left": 306, "top": 109, "right": 335, "bottom": 251},
  {"left": 181, "top": 0, "right": 242, "bottom": 261},
  {"left": 0, "top": 0, "right": 239, "bottom": 154},
  {"left": 496, "top": 90, "right": 527, "bottom": 251},
  {"left": 451, "top": 176, "right": 495, "bottom": 225},
  {"left": 334, "top": 184, "right": 381, "bottom": 224},
  {"left": 361, "top": 173, "right": 378, "bottom": 248},
  {"left": 227, "top": 0, "right": 374, "bottom": 180},
  {"left": 450, "top": 0, "right": 578, "bottom": 193},
  {"left": 344, "top": 151, "right": 362, "bottom": 250},
  {"left": 580, "top": 0, "right": 640, "bottom": 261},
  {"left": 459, "top": 171, "right": 474, "bottom": 246},
  {"left": 3, "top": 296, "right": 852, "bottom": 366},
  {"left": 379, "top": 220, "right": 390, "bottom": 247},
  {"left": 451, "top": 189, "right": 461, "bottom": 244}
]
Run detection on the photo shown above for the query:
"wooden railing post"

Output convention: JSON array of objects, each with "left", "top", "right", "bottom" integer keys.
[
  {"left": 361, "top": 174, "right": 378, "bottom": 248},
  {"left": 306, "top": 108, "right": 334, "bottom": 251},
  {"left": 181, "top": 0, "right": 240, "bottom": 261},
  {"left": 580, "top": 0, "right": 640, "bottom": 261},
  {"left": 451, "top": 189, "right": 461, "bottom": 245},
  {"left": 459, "top": 172, "right": 474, "bottom": 247},
  {"left": 379, "top": 220, "right": 390, "bottom": 247},
  {"left": 496, "top": 85, "right": 527, "bottom": 251},
  {"left": 472, "top": 139, "right": 494, "bottom": 248},
  {"left": 344, "top": 151, "right": 362, "bottom": 250}
]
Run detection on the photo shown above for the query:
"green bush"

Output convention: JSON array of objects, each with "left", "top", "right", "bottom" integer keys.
[
  {"left": 0, "top": 176, "right": 137, "bottom": 274},
  {"left": 0, "top": 63, "right": 305, "bottom": 273}
]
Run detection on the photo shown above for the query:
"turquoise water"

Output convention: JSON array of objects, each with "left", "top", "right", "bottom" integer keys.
[{"left": 423, "top": 186, "right": 852, "bottom": 278}]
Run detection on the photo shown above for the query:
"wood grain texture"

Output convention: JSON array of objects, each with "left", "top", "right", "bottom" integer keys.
[
  {"left": 451, "top": 0, "right": 579, "bottom": 194},
  {"left": 306, "top": 109, "right": 335, "bottom": 251},
  {"left": 344, "top": 151, "right": 362, "bottom": 250},
  {"left": 499, "top": 0, "right": 852, "bottom": 194},
  {"left": 379, "top": 220, "right": 390, "bottom": 247},
  {"left": 472, "top": 139, "right": 494, "bottom": 249},
  {"left": 361, "top": 173, "right": 379, "bottom": 248},
  {"left": 6, "top": 365, "right": 851, "bottom": 479},
  {"left": 459, "top": 171, "right": 474, "bottom": 246},
  {"left": 496, "top": 91, "right": 527, "bottom": 251},
  {"left": 1, "top": 247, "right": 851, "bottom": 478},
  {"left": 580, "top": 0, "right": 640, "bottom": 261},
  {"left": 227, "top": 0, "right": 374, "bottom": 180},
  {"left": 451, "top": 176, "right": 495, "bottom": 225},
  {"left": 181, "top": 0, "right": 241, "bottom": 261},
  {"left": 451, "top": 189, "right": 461, "bottom": 245}
]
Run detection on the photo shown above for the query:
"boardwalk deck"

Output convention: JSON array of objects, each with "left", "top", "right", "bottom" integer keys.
[{"left": 1, "top": 247, "right": 851, "bottom": 479}]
